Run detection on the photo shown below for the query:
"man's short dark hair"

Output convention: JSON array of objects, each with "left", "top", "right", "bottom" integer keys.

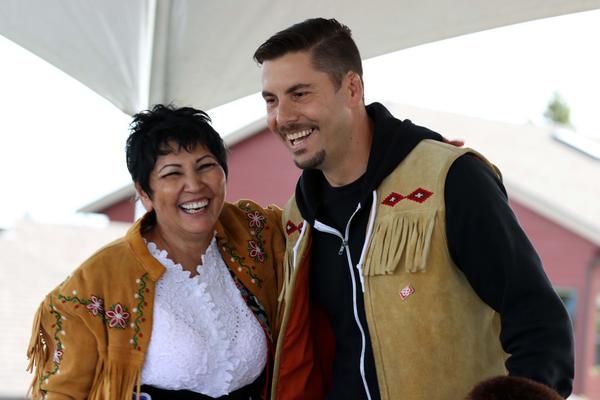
[
  {"left": 253, "top": 18, "right": 363, "bottom": 89},
  {"left": 126, "top": 104, "right": 228, "bottom": 197}
]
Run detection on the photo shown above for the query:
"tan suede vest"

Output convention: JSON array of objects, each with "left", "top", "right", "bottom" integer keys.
[{"left": 278, "top": 140, "right": 508, "bottom": 400}]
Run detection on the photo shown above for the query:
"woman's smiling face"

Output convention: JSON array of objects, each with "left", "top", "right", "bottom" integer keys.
[{"left": 138, "top": 142, "right": 226, "bottom": 241}]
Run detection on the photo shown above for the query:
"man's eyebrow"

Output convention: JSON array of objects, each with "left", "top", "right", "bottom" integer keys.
[
  {"left": 261, "top": 83, "right": 313, "bottom": 98},
  {"left": 286, "top": 83, "right": 311, "bottom": 94},
  {"left": 261, "top": 90, "right": 275, "bottom": 98}
]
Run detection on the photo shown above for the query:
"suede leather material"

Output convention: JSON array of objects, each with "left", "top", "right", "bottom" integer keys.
[
  {"left": 275, "top": 140, "right": 508, "bottom": 400},
  {"left": 364, "top": 140, "right": 507, "bottom": 400},
  {"left": 28, "top": 200, "right": 285, "bottom": 400}
]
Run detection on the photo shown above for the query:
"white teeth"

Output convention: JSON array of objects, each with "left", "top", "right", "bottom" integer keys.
[
  {"left": 180, "top": 200, "right": 208, "bottom": 213},
  {"left": 286, "top": 129, "right": 312, "bottom": 142}
]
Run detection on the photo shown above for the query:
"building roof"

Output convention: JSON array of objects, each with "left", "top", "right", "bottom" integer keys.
[
  {"left": 78, "top": 183, "right": 135, "bottom": 213},
  {"left": 0, "top": 219, "right": 128, "bottom": 397},
  {"left": 385, "top": 102, "right": 600, "bottom": 246}
]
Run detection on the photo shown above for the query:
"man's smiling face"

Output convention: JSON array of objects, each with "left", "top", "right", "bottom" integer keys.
[{"left": 261, "top": 51, "right": 354, "bottom": 172}]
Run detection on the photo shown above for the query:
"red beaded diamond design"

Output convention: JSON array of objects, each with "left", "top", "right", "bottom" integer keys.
[
  {"left": 285, "top": 220, "right": 298, "bottom": 235},
  {"left": 407, "top": 188, "right": 433, "bottom": 203},
  {"left": 399, "top": 285, "right": 415, "bottom": 300},
  {"left": 382, "top": 192, "right": 405, "bottom": 207},
  {"left": 285, "top": 220, "right": 303, "bottom": 235}
]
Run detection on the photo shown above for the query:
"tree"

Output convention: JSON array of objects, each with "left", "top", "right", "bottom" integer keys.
[{"left": 544, "top": 92, "right": 572, "bottom": 127}]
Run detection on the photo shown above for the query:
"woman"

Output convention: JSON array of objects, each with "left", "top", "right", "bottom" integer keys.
[{"left": 27, "top": 105, "right": 285, "bottom": 399}]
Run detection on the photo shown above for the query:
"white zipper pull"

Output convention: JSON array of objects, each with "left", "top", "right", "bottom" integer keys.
[{"left": 338, "top": 239, "right": 348, "bottom": 255}]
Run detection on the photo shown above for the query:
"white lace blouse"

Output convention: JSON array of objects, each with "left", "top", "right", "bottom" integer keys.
[{"left": 140, "top": 236, "right": 267, "bottom": 397}]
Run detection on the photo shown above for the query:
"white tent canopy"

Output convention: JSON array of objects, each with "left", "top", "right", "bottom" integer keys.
[{"left": 2, "top": 0, "right": 600, "bottom": 115}]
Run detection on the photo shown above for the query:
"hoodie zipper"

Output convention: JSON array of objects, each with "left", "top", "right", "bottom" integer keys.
[{"left": 313, "top": 203, "right": 373, "bottom": 400}]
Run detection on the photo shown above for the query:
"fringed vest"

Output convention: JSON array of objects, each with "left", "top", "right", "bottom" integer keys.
[{"left": 276, "top": 140, "right": 508, "bottom": 400}]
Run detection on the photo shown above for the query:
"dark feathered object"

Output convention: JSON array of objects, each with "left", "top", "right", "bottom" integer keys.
[{"left": 465, "top": 376, "right": 564, "bottom": 400}]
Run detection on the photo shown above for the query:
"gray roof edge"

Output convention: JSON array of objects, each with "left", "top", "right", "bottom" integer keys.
[
  {"left": 78, "top": 184, "right": 136, "bottom": 213},
  {"left": 505, "top": 179, "right": 600, "bottom": 247},
  {"left": 223, "top": 117, "right": 267, "bottom": 147}
]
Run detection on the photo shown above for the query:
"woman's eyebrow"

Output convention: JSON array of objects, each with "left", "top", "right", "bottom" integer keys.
[{"left": 157, "top": 162, "right": 181, "bottom": 173}]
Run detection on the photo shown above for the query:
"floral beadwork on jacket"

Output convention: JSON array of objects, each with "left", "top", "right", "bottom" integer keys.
[
  {"left": 242, "top": 204, "right": 268, "bottom": 264},
  {"left": 55, "top": 273, "right": 150, "bottom": 349},
  {"left": 248, "top": 240, "right": 265, "bottom": 263},
  {"left": 57, "top": 292, "right": 117, "bottom": 324},
  {"left": 86, "top": 295, "right": 104, "bottom": 316},
  {"left": 219, "top": 203, "right": 273, "bottom": 287},
  {"left": 220, "top": 241, "right": 264, "bottom": 287},
  {"left": 105, "top": 304, "right": 129, "bottom": 329},
  {"left": 131, "top": 274, "right": 149, "bottom": 350},
  {"left": 38, "top": 303, "right": 65, "bottom": 397},
  {"left": 247, "top": 211, "right": 266, "bottom": 228},
  {"left": 57, "top": 291, "right": 106, "bottom": 319}
]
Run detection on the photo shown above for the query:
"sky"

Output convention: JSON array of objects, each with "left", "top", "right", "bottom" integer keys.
[
  {"left": 1, "top": 9, "right": 599, "bottom": 229},
  {"left": 362, "top": 9, "right": 600, "bottom": 133}
]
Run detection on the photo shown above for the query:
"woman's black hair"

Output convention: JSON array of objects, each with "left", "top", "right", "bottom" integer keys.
[{"left": 126, "top": 104, "right": 228, "bottom": 197}]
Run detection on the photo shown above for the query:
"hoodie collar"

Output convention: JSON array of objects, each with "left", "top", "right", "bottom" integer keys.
[{"left": 295, "top": 102, "right": 443, "bottom": 223}]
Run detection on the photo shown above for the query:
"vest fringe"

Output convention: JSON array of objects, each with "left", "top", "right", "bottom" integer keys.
[
  {"left": 88, "top": 359, "right": 142, "bottom": 400},
  {"left": 26, "top": 304, "right": 49, "bottom": 399},
  {"left": 365, "top": 211, "right": 437, "bottom": 275}
]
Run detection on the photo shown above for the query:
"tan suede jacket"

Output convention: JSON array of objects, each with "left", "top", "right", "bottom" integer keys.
[{"left": 27, "top": 200, "right": 284, "bottom": 400}]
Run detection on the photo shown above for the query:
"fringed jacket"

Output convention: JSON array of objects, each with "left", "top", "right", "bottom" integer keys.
[{"left": 27, "top": 200, "right": 284, "bottom": 400}]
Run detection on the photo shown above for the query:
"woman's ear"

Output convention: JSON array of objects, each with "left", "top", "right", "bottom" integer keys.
[{"left": 135, "top": 183, "right": 153, "bottom": 212}]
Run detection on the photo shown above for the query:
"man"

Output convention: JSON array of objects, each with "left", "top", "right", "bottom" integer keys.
[{"left": 254, "top": 18, "right": 574, "bottom": 400}]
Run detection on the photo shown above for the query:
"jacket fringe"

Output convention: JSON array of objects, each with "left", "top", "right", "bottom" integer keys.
[
  {"left": 364, "top": 211, "right": 437, "bottom": 275},
  {"left": 26, "top": 304, "right": 49, "bottom": 399},
  {"left": 89, "top": 359, "right": 142, "bottom": 400}
]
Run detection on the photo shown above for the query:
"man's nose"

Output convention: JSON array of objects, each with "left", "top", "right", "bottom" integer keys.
[{"left": 275, "top": 99, "right": 298, "bottom": 127}]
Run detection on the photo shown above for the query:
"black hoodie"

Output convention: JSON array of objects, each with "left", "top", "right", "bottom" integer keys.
[{"left": 294, "top": 103, "right": 574, "bottom": 399}]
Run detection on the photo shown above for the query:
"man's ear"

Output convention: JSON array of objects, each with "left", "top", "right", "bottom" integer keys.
[
  {"left": 345, "top": 71, "right": 364, "bottom": 107},
  {"left": 135, "top": 183, "right": 153, "bottom": 212}
]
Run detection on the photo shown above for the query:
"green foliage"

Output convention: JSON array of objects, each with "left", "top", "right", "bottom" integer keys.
[{"left": 544, "top": 92, "right": 571, "bottom": 126}]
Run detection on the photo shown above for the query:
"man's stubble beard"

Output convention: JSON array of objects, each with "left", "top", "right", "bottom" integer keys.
[{"left": 294, "top": 149, "right": 326, "bottom": 170}]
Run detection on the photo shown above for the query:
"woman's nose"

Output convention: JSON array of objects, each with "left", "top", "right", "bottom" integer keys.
[{"left": 183, "top": 173, "right": 204, "bottom": 192}]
